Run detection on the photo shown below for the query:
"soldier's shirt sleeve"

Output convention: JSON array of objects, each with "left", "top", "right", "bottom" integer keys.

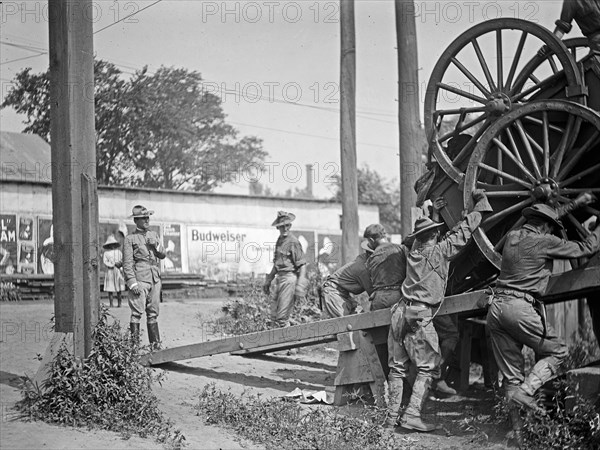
[
  {"left": 559, "top": 0, "right": 575, "bottom": 27},
  {"left": 122, "top": 235, "right": 137, "bottom": 289},
  {"left": 439, "top": 211, "right": 483, "bottom": 258},
  {"left": 542, "top": 226, "right": 600, "bottom": 259},
  {"left": 290, "top": 241, "right": 307, "bottom": 269}
]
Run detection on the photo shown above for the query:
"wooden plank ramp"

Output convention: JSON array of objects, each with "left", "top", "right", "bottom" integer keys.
[{"left": 141, "top": 264, "right": 600, "bottom": 367}]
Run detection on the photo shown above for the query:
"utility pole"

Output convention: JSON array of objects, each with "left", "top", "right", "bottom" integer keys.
[
  {"left": 395, "top": 0, "right": 421, "bottom": 238},
  {"left": 49, "top": 0, "right": 99, "bottom": 358},
  {"left": 340, "top": 0, "right": 359, "bottom": 264}
]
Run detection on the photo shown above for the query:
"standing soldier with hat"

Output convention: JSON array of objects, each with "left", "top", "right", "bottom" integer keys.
[
  {"left": 486, "top": 198, "right": 600, "bottom": 443},
  {"left": 320, "top": 231, "right": 374, "bottom": 319},
  {"left": 385, "top": 189, "right": 492, "bottom": 432},
  {"left": 102, "top": 234, "right": 125, "bottom": 308},
  {"left": 123, "top": 205, "right": 166, "bottom": 347},
  {"left": 263, "top": 211, "right": 308, "bottom": 328}
]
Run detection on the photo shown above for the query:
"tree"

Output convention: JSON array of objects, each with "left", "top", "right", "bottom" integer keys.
[
  {"left": 332, "top": 165, "right": 401, "bottom": 234},
  {"left": 2, "top": 60, "right": 267, "bottom": 190}
]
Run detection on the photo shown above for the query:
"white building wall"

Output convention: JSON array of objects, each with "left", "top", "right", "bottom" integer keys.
[{"left": 1, "top": 182, "right": 380, "bottom": 280}]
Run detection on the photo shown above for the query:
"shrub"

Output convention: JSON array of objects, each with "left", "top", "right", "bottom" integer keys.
[
  {"left": 195, "top": 383, "right": 415, "bottom": 450},
  {"left": 521, "top": 377, "right": 600, "bottom": 449},
  {"left": 17, "top": 307, "right": 185, "bottom": 448},
  {"left": 0, "top": 282, "right": 21, "bottom": 302},
  {"left": 208, "top": 269, "right": 323, "bottom": 335}
]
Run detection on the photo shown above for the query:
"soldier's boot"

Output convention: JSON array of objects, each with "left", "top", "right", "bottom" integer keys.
[
  {"left": 505, "top": 385, "right": 524, "bottom": 448},
  {"left": 400, "top": 377, "right": 436, "bottom": 432},
  {"left": 129, "top": 322, "right": 140, "bottom": 342},
  {"left": 384, "top": 377, "right": 404, "bottom": 429},
  {"left": 509, "top": 369, "right": 547, "bottom": 415},
  {"left": 148, "top": 322, "right": 162, "bottom": 350}
]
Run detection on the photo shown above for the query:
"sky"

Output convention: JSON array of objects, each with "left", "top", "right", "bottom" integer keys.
[{"left": 0, "top": 1, "right": 581, "bottom": 198}]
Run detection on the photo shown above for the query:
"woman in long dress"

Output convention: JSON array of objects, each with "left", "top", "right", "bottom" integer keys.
[{"left": 102, "top": 235, "right": 126, "bottom": 307}]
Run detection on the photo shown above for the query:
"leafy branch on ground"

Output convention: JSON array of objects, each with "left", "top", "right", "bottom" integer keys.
[
  {"left": 195, "top": 383, "right": 423, "bottom": 450},
  {"left": 16, "top": 307, "right": 185, "bottom": 448},
  {"left": 202, "top": 269, "right": 323, "bottom": 336}
]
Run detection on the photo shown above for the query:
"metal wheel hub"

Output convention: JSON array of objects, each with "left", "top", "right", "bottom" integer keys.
[
  {"left": 485, "top": 93, "right": 511, "bottom": 116},
  {"left": 532, "top": 178, "right": 560, "bottom": 202}
]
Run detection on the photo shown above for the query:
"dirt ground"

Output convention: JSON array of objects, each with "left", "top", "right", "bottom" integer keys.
[{"left": 0, "top": 297, "right": 516, "bottom": 450}]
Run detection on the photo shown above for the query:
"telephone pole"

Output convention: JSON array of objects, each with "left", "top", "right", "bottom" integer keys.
[
  {"left": 340, "top": 0, "right": 359, "bottom": 264},
  {"left": 395, "top": 0, "right": 421, "bottom": 237}
]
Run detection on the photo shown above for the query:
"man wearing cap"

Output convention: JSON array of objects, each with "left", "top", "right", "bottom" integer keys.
[
  {"left": 320, "top": 235, "right": 374, "bottom": 319},
  {"left": 123, "top": 205, "right": 166, "bottom": 347},
  {"left": 263, "top": 211, "right": 308, "bottom": 328},
  {"left": 385, "top": 189, "right": 492, "bottom": 432},
  {"left": 487, "top": 200, "right": 600, "bottom": 423}
]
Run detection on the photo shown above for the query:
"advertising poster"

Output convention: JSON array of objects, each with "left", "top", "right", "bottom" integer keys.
[
  {"left": 162, "top": 224, "right": 182, "bottom": 272},
  {"left": 19, "top": 217, "right": 33, "bottom": 241},
  {"left": 0, "top": 214, "right": 17, "bottom": 274},
  {"left": 18, "top": 242, "right": 35, "bottom": 274},
  {"left": 316, "top": 233, "right": 342, "bottom": 277},
  {"left": 37, "top": 218, "right": 54, "bottom": 275},
  {"left": 294, "top": 229, "right": 316, "bottom": 266},
  {"left": 187, "top": 225, "right": 277, "bottom": 282}
]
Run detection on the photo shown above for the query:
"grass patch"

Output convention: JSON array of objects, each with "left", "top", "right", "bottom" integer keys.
[
  {"left": 195, "top": 383, "right": 424, "bottom": 450},
  {"left": 201, "top": 270, "right": 323, "bottom": 336},
  {"left": 17, "top": 307, "right": 185, "bottom": 448}
]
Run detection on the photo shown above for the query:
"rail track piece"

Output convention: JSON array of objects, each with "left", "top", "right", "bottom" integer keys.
[{"left": 425, "top": 18, "right": 582, "bottom": 183}]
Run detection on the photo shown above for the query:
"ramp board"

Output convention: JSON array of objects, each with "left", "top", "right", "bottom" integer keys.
[{"left": 141, "top": 264, "right": 600, "bottom": 367}]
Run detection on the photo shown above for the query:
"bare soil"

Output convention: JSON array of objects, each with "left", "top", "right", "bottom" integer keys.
[{"left": 0, "top": 298, "right": 516, "bottom": 449}]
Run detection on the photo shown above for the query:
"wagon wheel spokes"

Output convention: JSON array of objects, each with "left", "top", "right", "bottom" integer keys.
[
  {"left": 556, "top": 130, "right": 600, "bottom": 180},
  {"left": 424, "top": 19, "right": 581, "bottom": 181},
  {"left": 464, "top": 100, "right": 600, "bottom": 267},
  {"left": 550, "top": 115, "right": 580, "bottom": 178},
  {"left": 491, "top": 137, "right": 536, "bottom": 182},
  {"left": 559, "top": 162, "right": 600, "bottom": 187},
  {"left": 505, "top": 31, "right": 528, "bottom": 90},
  {"left": 471, "top": 37, "right": 497, "bottom": 92},
  {"left": 481, "top": 197, "right": 534, "bottom": 229},
  {"left": 477, "top": 162, "right": 532, "bottom": 189},
  {"left": 565, "top": 213, "right": 591, "bottom": 238},
  {"left": 513, "top": 119, "right": 543, "bottom": 179}
]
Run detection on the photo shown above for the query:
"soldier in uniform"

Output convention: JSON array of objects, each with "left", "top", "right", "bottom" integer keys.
[
  {"left": 320, "top": 236, "right": 373, "bottom": 319},
  {"left": 263, "top": 211, "right": 308, "bottom": 328},
  {"left": 487, "top": 202, "right": 600, "bottom": 430},
  {"left": 364, "top": 224, "right": 409, "bottom": 311},
  {"left": 385, "top": 189, "right": 492, "bottom": 432},
  {"left": 123, "top": 205, "right": 166, "bottom": 346},
  {"left": 554, "top": 0, "right": 600, "bottom": 53}
]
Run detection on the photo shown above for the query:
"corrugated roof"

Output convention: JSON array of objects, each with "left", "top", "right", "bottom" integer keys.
[{"left": 0, "top": 132, "right": 51, "bottom": 182}]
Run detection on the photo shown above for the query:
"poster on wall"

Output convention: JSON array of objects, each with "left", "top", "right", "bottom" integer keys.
[
  {"left": 162, "top": 224, "right": 182, "bottom": 272},
  {"left": 19, "top": 217, "right": 33, "bottom": 241},
  {"left": 293, "top": 229, "right": 316, "bottom": 266},
  {"left": 187, "top": 226, "right": 278, "bottom": 282},
  {"left": 18, "top": 243, "right": 35, "bottom": 274},
  {"left": 316, "top": 233, "right": 342, "bottom": 277},
  {"left": 0, "top": 214, "right": 17, "bottom": 274},
  {"left": 37, "top": 218, "right": 54, "bottom": 275}
]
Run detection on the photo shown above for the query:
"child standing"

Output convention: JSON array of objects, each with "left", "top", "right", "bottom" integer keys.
[{"left": 102, "top": 235, "right": 126, "bottom": 307}]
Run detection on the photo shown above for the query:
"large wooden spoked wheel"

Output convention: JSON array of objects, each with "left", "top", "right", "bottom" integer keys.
[
  {"left": 424, "top": 19, "right": 582, "bottom": 184},
  {"left": 464, "top": 100, "right": 600, "bottom": 268}
]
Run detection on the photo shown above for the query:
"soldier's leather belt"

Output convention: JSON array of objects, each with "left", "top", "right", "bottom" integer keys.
[{"left": 495, "top": 288, "right": 538, "bottom": 304}]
